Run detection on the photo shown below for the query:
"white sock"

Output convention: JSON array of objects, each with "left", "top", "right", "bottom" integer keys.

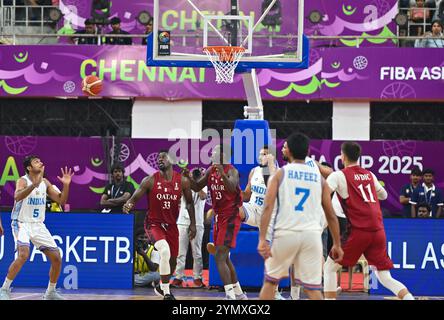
[
  {"left": 403, "top": 293, "right": 414, "bottom": 300},
  {"left": 160, "top": 282, "right": 170, "bottom": 295},
  {"left": 233, "top": 282, "right": 243, "bottom": 295},
  {"left": 2, "top": 278, "right": 13, "bottom": 290},
  {"left": 47, "top": 282, "right": 56, "bottom": 292},
  {"left": 224, "top": 284, "right": 235, "bottom": 299},
  {"left": 324, "top": 298, "right": 336, "bottom": 300},
  {"left": 291, "top": 285, "right": 301, "bottom": 300}
]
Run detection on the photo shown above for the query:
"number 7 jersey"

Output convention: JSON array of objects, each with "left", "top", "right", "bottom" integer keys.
[{"left": 273, "top": 162, "right": 323, "bottom": 233}]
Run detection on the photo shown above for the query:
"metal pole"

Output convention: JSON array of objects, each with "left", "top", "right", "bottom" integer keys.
[{"left": 230, "top": 0, "right": 238, "bottom": 46}]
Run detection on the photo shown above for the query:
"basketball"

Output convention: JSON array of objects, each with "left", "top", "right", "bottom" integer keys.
[{"left": 82, "top": 75, "right": 103, "bottom": 96}]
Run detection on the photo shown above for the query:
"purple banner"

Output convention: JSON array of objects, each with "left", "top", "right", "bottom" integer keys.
[
  {"left": 1, "top": 136, "right": 443, "bottom": 215},
  {"left": 0, "top": 45, "right": 443, "bottom": 99},
  {"left": 58, "top": 0, "right": 398, "bottom": 47}
]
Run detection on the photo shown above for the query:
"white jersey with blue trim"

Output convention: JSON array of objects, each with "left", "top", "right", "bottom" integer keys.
[
  {"left": 274, "top": 162, "right": 323, "bottom": 232},
  {"left": 249, "top": 166, "right": 267, "bottom": 208},
  {"left": 11, "top": 175, "right": 47, "bottom": 223}
]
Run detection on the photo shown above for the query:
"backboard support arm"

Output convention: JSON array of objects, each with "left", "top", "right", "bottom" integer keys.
[{"left": 242, "top": 69, "right": 264, "bottom": 120}]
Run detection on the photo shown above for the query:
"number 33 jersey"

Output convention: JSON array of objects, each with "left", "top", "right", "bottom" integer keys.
[
  {"left": 147, "top": 171, "right": 182, "bottom": 225},
  {"left": 11, "top": 175, "right": 47, "bottom": 223},
  {"left": 274, "top": 162, "right": 323, "bottom": 233}
]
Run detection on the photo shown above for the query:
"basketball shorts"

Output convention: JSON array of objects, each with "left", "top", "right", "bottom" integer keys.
[
  {"left": 213, "top": 212, "right": 241, "bottom": 249},
  {"left": 338, "top": 228, "right": 394, "bottom": 271},
  {"left": 265, "top": 230, "right": 323, "bottom": 290},
  {"left": 11, "top": 220, "right": 58, "bottom": 252},
  {"left": 145, "top": 222, "right": 179, "bottom": 258}
]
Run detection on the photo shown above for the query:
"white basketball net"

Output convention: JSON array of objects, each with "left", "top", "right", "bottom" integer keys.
[{"left": 203, "top": 46, "right": 246, "bottom": 84}]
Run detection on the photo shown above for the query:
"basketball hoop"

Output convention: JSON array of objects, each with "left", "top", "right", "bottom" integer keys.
[{"left": 203, "top": 46, "right": 246, "bottom": 84}]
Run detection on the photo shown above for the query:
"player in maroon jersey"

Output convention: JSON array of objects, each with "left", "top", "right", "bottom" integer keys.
[
  {"left": 123, "top": 150, "right": 196, "bottom": 300},
  {"left": 185, "top": 145, "right": 246, "bottom": 300},
  {"left": 322, "top": 142, "right": 414, "bottom": 300}
]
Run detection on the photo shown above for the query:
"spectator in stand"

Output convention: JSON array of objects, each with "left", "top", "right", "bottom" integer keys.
[
  {"left": 399, "top": 167, "right": 422, "bottom": 218},
  {"left": 73, "top": 19, "right": 98, "bottom": 45},
  {"left": 410, "top": 168, "right": 443, "bottom": 218},
  {"left": 134, "top": 227, "right": 161, "bottom": 287},
  {"left": 415, "top": 19, "right": 444, "bottom": 47},
  {"left": 105, "top": 17, "right": 132, "bottom": 45},
  {"left": 417, "top": 203, "right": 432, "bottom": 218},
  {"left": 435, "top": 0, "right": 444, "bottom": 23},
  {"left": 410, "top": 0, "right": 431, "bottom": 23},
  {"left": 141, "top": 17, "right": 153, "bottom": 45},
  {"left": 100, "top": 163, "right": 135, "bottom": 213}
]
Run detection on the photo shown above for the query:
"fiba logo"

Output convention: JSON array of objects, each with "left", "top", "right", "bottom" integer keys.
[
  {"left": 158, "top": 31, "right": 170, "bottom": 43},
  {"left": 353, "top": 56, "right": 368, "bottom": 70},
  {"left": 63, "top": 81, "right": 76, "bottom": 93}
]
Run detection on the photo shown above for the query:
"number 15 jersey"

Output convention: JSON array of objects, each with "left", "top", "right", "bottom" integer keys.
[{"left": 273, "top": 162, "right": 323, "bottom": 233}]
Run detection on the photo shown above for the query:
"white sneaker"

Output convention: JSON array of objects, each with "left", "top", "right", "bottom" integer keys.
[
  {"left": 235, "top": 293, "right": 248, "bottom": 300},
  {"left": 43, "top": 289, "right": 65, "bottom": 300},
  {"left": 0, "top": 288, "right": 11, "bottom": 300},
  {"left": 274, "top": 290, "right": 286, "bottom": 300}
]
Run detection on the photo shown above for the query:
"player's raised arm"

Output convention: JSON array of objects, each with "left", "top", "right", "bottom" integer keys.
[
  {"left": 123, "top": 175, "right": 153, "bottom": 213},
  {"left": 14, "top": 177, "right": 37, "bottom": 202},
  {"left": 215, "top": 165, "right": 239, "bottom": 193},
  {"left": 188, "top": 167, "right": 211, "bottom": 192},
  {"left": 242, "top": 169, "right": 254, "bottom": 202},
  {"left": 182, "top": 176, "right": 196, "bottom": 240},
  {"left": 371, "top": 172, "right": 388, "bottom": 200},
  {"left": 46, "top": 167, "right": 74, "bottom": 205}
]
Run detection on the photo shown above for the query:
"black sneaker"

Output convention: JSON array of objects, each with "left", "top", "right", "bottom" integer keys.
[
  {"left": 164, "top": 294, "right": 176, "bottom": 300},
  {"left": 154, "top": 284, "right": 164, "bottom": 297}
]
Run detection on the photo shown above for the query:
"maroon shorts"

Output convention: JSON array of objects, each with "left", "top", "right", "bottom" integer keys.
[
  {"left": 213, "top": 212, "right": 241, "bottom": 248},
  {"left": 337, "top": 228, "right": 393, "bottom": 270},
  {"left": 145, "top": 222, "right": 179, "bottom": 258}
]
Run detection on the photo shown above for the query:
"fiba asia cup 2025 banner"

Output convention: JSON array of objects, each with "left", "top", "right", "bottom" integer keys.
[
  {"left": 0, "top": 45, "right": 443, "bottom": 99},
  {"left": 1, "top": 136, "right": 443, "bottom": 214}
]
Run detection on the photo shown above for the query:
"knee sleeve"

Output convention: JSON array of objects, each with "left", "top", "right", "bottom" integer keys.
[
  {"left": 154, "top": 240, "right": 171, "bottom": 276},
  {"left": 375, "top": 270, "right": 406, "bottom": 296},
  {"left": 323, "top": 257, "right": 341, "bottom": 293}
]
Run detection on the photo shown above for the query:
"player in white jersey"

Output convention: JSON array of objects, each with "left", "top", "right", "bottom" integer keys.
[
  {"left": 241, "top": 145, "right": 277, "bottom": 228},
  {"left": 257, "top": 133, "right": 343, "bottom": 300},
  {"left": 0, "top": 156, "right": 73, "bottom": 300}
]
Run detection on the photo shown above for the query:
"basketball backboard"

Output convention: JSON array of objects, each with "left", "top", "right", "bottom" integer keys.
[{"left": 147, "top": 0, "right": 309, "bottom": 70}]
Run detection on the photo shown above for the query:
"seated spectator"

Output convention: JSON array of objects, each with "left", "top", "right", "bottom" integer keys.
[
  {"left": 417, "top": 203, "right": 432, "bottom": 218},
  {"left": 100, "top": 162, "right": 135, "bottom": 213},
  {"left": 105, "top": 17, "right": 132, "bottom": 45},
  {"left": 134, "top": 228, "right": 161, "bottom": 287},
  {"left": 414, "top": 19, "right": 444, "bottom": 47},
  {"left": 399, "top": 167, "right": 422, "bottom": 217},
  {"left": 141, "top": 18, "right": 153, "bottom": 45},
  {"left": 73, "top": 19, "right": 98, "bottom": 45},
  {"left": 410, "top": 168, "right": 443, "bottom": 218},
  {"left": 410, "top": 0, "right": 431, "bottom": 23}
]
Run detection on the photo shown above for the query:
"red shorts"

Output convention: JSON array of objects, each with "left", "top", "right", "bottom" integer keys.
[
  {"left": 145, "top": 222, "right": 179, "bottom": 258},
  {"left": 337, "top": 228, "right": 393, "bottom": 270},
  {"left": 213, "top": 212, "right": 241, "bottom": 248}
]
